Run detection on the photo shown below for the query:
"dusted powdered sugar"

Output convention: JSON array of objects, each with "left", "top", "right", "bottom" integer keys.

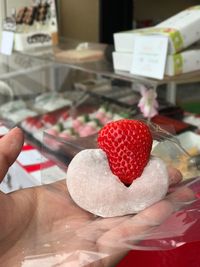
[{"left": 66, "top": 149, "right": 169, "bottom": 217}]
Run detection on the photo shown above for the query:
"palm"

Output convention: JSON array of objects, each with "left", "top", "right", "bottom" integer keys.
[
  {"left": 1, "top": 181, "right": 125, "bottom": 267},
  {"left": 0, "top": 128, "right": 195, "bottom": 267}
]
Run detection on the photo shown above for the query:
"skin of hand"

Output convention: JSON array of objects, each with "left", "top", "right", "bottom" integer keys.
[{"left": 0, "top": 128, "right": 195, "bottom": 267}]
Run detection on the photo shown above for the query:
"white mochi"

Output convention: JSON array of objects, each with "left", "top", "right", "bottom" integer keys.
[{"left": 66, "top": 149, "right": 169, "bottom": 217}]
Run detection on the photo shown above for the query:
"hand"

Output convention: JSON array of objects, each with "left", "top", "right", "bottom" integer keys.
[{"left": 0, "top": 128, "right": 195, "bottom": 267}]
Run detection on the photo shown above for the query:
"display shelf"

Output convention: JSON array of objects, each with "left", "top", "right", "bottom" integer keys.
[
  {"left": 18, "top": 38, "right": 200, "bottom": 104},
  {"left": 0, "top": 53, "right": 52, "bottom": 80},
  {"left": 16, "top": 38, "right": 158, "bottom": 86},
  {"left": 0, "top": 39, "right": 199, "bottom": 190},
  {"left": 1, "top": 39, "right": 199, "bottom": 131},
  {"left": 0, "top": 52, "right": 56, "bottom": 104},
  {"left": 1, "top": 38, "right": 199, "bottom": 135}
]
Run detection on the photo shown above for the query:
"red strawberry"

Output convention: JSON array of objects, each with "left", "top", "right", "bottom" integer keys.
[{"left": 97, "top": 119, "right": 153, "bottom": 185}]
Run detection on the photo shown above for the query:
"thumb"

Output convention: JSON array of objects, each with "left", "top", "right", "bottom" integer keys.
[{"left": 0, "top": 127, "right": 24, "bottom": 182}]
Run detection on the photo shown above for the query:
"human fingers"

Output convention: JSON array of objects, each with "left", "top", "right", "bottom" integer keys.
[
  {"left": 101, "top": 187, "right": 194, "bottom": 267},
  {"left": 167, "top": 185, "right": 195, "bottom": 207},
  {"left": 96, "top": 168, "right": 193, "bottom": 267},
  {"left": 167, "top": 166, "right": 182, "bottom": 186},
  {"left": 95, "top": 199, "right": 173, "bottom": 267},
  {"left": 0, "top": 127, "right": 24, "bottom": 182},
  {"left": 97, "top": 185, "right": 195, "bottom": 252},
  {"left": 98, "top": 200, "right": 173, "bottom": 248}
]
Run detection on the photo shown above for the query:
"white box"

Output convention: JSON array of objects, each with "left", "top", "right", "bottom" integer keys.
[
  {"left": 112, "top": 51, "right": 132, "bottom": 72},
  {"left": 113, "top": 48, "right": 200, "bottom": 76},
  {"left": 114, "top": 28, "right": 148, "bottom": 53},
  {"left": 165, "top": 49, "right": 200, "bottom": 76},
  {"left": 114, "top": 6, "right": 200, "bottom": 54}
]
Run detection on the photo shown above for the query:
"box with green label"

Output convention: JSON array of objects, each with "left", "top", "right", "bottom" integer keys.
[
  {"left": 114, "top": 6, "right": 200, "bottom": 55},
  {"left": 112, "top": 48, "right": 200, "bottom": 76}
]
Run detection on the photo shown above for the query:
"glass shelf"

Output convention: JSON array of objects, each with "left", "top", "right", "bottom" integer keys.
[
  {"left": 0, "top": 53, "right": 52, "bottom": 80},
  {"left": 18, "top": 37, "right": 200, "bottom": 88},
  {"left": 16, "top": 38, "right": 159, "bottom": 88}
]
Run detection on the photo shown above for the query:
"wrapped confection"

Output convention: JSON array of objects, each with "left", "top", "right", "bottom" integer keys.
[{"left": 66, "top": 119, "right": 169, "bottom": 217}]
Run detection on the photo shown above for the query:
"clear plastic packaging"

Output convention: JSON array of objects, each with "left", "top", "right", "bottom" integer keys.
[{"left": 23, "top": 120, "right": 200, "bottom": 267}]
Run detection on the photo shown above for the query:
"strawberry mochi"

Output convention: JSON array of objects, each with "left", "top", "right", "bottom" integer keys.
[
  {"left": 98, "top": 119, "right": 153, "bottom": 185},
  {"left": 66, "top": 119, "right": 169, "bottom": 217}
]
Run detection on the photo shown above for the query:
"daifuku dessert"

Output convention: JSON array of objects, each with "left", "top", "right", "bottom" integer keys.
[{"left": 66, "top": 119, "right": 169, "bottom": 217}]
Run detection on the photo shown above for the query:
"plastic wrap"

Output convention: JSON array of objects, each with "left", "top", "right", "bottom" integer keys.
[{"left": 16, "top": 120, "right": 197, "bottom": 267}]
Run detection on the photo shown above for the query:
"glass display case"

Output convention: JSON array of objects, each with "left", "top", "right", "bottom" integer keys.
[
  {"left": 19, "top": 37, "right": 200, "bottom": 104},
  {"left": 0, "top": 39, "right": 200, "bottom": 191},
  {"left": 0, "top": 39, "right": 199, "bottom": 144},
  {"left": 0, "top": 46, "right": 145, "bottom": 191},
  {"left": 0, "top": 47, "right": 143, "bottom": 143}
]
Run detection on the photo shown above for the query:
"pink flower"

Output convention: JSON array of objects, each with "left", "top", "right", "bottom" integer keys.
[{"left": 138, "top": 86, "right": 159, "bottom": 118}]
